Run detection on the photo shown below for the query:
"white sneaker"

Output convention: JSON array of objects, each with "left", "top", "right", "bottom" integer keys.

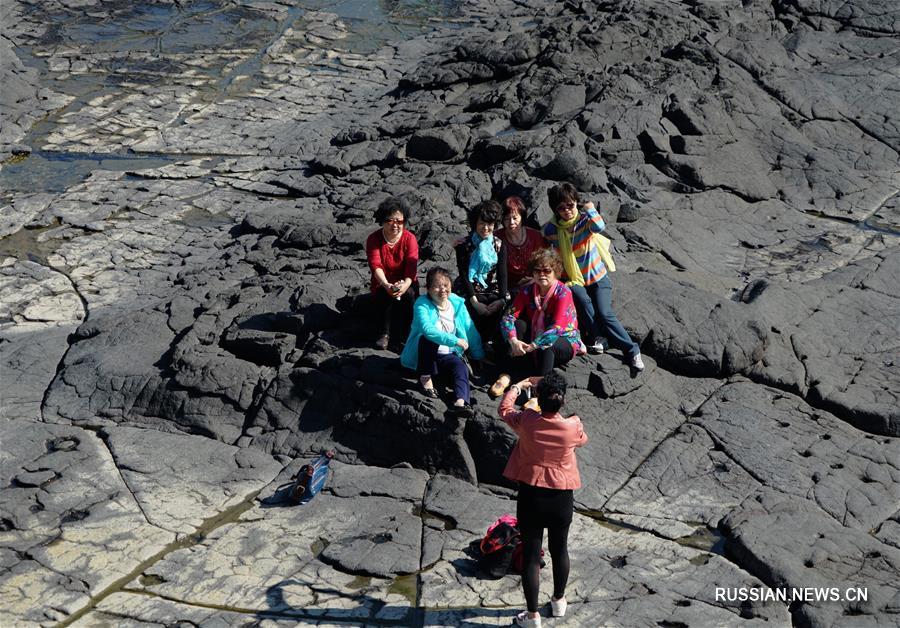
[
  {"left": 550, "top": 596, "right": 567, "bottom": 617},
  {"left": 515, "top": 611, "right": 542, "bottom": 627},
  {"left": 587, "top": 341, "right": 604, "bottom": 355},
  {"left": 631, "top": 353, "right": 645, "bottom": 370}
]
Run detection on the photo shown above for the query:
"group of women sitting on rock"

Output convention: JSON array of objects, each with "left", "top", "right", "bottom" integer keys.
[
  {"left": 365, "top": 182, "right": 644, "bottom": 418},
  {"left": 364, "top": 183, "right": 615, "bottom": 625}
]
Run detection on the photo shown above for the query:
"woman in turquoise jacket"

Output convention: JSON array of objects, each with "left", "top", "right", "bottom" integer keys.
[{"left": 401, "top": 267, "right": 485, "bottom": 416}]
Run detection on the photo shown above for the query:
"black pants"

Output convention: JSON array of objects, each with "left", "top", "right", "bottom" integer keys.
[
  {"left": 465, "top": 292, "right": 505, "bottom": 347},
  {"left": 517, "top": 483, "right": 574, "bottom": 613},
  {"left": 508, "top": 319, "right": 572, "bottom": 376},
  {"left": 371, "top": 287, "right": 415, "bottom": 337}
]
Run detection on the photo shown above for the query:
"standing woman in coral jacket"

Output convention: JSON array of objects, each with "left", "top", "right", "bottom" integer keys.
[
  {"left": 365, "top": 196, "right": 419, "bottom": 350},
  {"left": 498, "top": 372, "right": 588, "bottom": 627}
]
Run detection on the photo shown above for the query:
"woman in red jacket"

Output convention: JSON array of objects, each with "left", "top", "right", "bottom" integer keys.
[
  {"left": 495, "top": 195, "right": 547, "bottom": 294},
  {"left": 365, "top": 197, "right": 419, "bottom": 350},
  {"left": 498, "top": 372, "right": 588, "bottom": 627}
]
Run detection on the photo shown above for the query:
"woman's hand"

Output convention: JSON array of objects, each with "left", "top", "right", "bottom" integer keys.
[
  {"left": 515, "top": 376, "right": 542, "bottom": 389},
  {"left": 509, "top": 338, "right": 529, "bottom": 357},
  {"left": 393, "top": 278, "right": 412, "bottom": 296},
  {"left": 456, "top": 338, "right": 470, "bottom": 351}
]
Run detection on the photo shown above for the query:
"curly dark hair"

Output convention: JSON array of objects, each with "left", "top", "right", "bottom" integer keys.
[
  {"left": 468, "top": 200, "right": 503, "bottom": 231},
  {"left": 537, "top": 371, "right": 567, "bottom": 414},
  {"left": 547, "top": 183, "right": 580, "bottom": 213},
  {"left": 374, "top": 196, "right": 411, "bottom": 225},
  {"left": 425, "top": 267, "right": 453, "bottom": 289},
  {"left": 527, "top": 248, "right": 562, "bottom": 277}
]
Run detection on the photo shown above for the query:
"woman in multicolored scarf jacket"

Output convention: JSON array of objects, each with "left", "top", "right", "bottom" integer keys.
[
  {"left": 453, "top": 200, "right": 509, "bottom": 340},
  {"left": 542, "top": 183, "right": 644, "bottom": 371},
  {"left": 499, "top": 248, "right": 586, "bottom": 378}
]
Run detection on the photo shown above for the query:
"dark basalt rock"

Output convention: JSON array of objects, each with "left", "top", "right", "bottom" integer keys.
[
  {"left": 3, "top": 0, "right": 899, "bottom": 623},
  {"left": 406, "top": 125, "right": 471, "bottom": 162}
]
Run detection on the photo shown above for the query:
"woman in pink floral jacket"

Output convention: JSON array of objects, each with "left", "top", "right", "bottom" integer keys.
[{"left": 500, "top": 248, "right": 586, "bottom": 377}]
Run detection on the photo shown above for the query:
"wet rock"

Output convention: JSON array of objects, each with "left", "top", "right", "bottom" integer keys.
[
  {"left": 0, "top": 421, "right": 174, "bottom": 626},
  {"left": 2, "top": 0, "right": 899, "bottom": 624}
]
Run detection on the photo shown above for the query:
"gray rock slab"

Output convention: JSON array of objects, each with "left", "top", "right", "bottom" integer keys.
[
  {"left": 606, "top": 422, "right": 762, "bottom": 529},
  {"left": 103, "top": 426, "right": 282, "bottom": 535},
  {"left": 724, "top": 490, "right": 900, "bottom": 627},
  {"left": 133, "top": 491, "right": 418, "bottom": 622},
  {"left": 0, "top": 420, "right": 174, "bottom": 626},
  {"left": 695, "top": 382, "right": 900, "bottom": 532}
]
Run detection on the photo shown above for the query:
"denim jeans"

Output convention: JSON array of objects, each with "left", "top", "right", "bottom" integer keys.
[{"left": 569, "top": 274, "right": 639, "bottom": 358}]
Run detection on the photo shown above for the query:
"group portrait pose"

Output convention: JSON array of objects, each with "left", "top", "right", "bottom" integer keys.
[{"left": 365, "top": 182, "right": 642, "bottom": 626}]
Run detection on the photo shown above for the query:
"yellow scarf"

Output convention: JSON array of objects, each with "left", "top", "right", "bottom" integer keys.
[
  {"left": 552, "top": 213, "right": 585, "bottom": 286},
  {"left": 551, "top": 213, "right": 616, "bottom": 287}
]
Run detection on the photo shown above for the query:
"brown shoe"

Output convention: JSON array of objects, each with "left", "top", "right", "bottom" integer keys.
[
  {"left": 489, "top": 373, "right": 511, "bottom": 398},
  {"left": 375, "top": 334, "right": 390, "bottom": 350}
]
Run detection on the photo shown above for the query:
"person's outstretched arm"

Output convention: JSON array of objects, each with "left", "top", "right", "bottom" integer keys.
[{"left": 582, "top": 202, "right": 606, "bottom": 234}]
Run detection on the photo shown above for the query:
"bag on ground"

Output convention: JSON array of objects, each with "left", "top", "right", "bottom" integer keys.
[
  {"left": 289, "top": 452, "right": 333, "bottom": 505},
  {"left": 478, "top": 515, "right": 521, "bottom": 578}
]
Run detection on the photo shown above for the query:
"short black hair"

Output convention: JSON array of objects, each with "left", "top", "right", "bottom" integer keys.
[
  {"left": 425, "top": 267, "right": 452, "bottom": 289},
  {"left": 547, "top": 183, "right": 580, "bottom": 213},
  {"left": 374, "top": 196, "right": 411, "bottom": 225},
  {"left": 537, "top": 371, "right": 567, "bottom": 413},
  {"left": 468, "top": 200, "right": 502, "bottom": 231}
]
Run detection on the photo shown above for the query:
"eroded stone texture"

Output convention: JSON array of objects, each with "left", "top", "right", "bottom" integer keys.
[
  {"left": 2, "top": 0, "right": 899, "bottom": 624},
  {"left": 0, "top": 421, "right": 175, "bottom": 626}
]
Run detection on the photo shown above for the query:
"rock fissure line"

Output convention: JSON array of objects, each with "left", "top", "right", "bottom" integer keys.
[
  {"left": 600, "top": 417, "right": 692, "bottom": 509},
  {"left": 91, "top": 428, "right": 155, "bottom": 529},
  {"left": 119, "top": 585, "right": 410, "bottom": 626},
  {"left": 53, "top": 488, "right": 262, "bottom": 628}
]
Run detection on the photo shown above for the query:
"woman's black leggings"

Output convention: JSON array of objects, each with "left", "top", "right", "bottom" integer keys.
[
  {"left": 520, "top": 523, "right": 571, "bottom": 612},
  {"left": 517, "top": 483, "right": 574, "bottom": 613}
]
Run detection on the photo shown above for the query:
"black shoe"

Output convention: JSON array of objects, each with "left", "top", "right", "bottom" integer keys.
[
  {"left": 419, "top": 384, "right": 439, "bottom": 399},
  {"left": 451, "top": 403, "right": 473, "bottom": 417}
]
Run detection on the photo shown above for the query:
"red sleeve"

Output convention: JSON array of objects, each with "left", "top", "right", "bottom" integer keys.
[
  {"left": 366, "top": 232, "right": 383, "bottom": 272},
  {"left": 498, "top": 388, "right": 525, "bottom": 432},
  {"left": 403, "top": 231, "right": 419, "bottom": 281}
]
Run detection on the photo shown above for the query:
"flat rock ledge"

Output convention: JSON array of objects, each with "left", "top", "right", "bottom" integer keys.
[{"left": 1, "top": 0, "right": 899, "bottom": 626}]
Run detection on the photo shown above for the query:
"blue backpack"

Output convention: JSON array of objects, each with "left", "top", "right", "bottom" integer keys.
[{"left": 290, "top": 452, "right": 333, "bottom": 504}]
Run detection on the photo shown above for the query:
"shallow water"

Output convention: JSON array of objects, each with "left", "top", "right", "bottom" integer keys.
[{"left": 1, "top": 0, "right": 460, "bottom": 208}]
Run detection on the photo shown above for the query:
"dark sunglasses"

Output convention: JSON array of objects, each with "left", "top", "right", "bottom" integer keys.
[
  {"left": 384, "top": 218, "right": 405, "bottom": 225},
  {"left": 532, "top": 267, "right": 554, "bottom": 275}
]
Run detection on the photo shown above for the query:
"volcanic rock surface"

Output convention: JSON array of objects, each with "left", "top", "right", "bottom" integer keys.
[{"left": 1, "top": 0, "right": 898, "bottom": 626}]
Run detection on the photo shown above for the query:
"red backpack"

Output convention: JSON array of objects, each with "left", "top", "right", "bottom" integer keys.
[{"left": 478, "top": 515, "right": 544, "bottom": 577}]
